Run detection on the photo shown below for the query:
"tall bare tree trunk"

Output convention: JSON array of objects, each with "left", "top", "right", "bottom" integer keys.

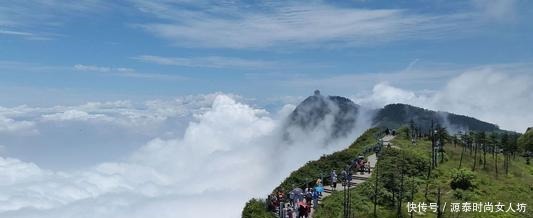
[
  {"left": 505, "top": 154, "right": 509, "bottom": 175},
  {"left": 472, "top": 143, "right": 478, "bottom": 171},
  {"left": 398, "top": 170, "right": 404, "bottom": 217},
  {"left": 495, "top": 152, "right": 498, "bottom": 177},
  {"left": 459, "top": 144, "right": 465, "bottom": 169},
  {"left": 483, "top": 144, "right": 487, "bottom": 169}
]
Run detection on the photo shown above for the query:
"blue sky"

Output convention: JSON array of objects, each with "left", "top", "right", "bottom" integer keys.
[{"left": 1, "top": 0, "right": 532, "bottom": 106}]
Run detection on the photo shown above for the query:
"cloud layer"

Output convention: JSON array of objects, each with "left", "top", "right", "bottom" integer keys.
[
  {"left": 0, "top": 68, "right": 531, "bottom": 217},
  {"left": 0, "top": 94, "right": 367, "bottom": 218},
  {"left": 353, "top": 67, "right": 533, "bottom": 132},
  {"left": 134, "top": 1, "right": 481, "bottom": 49}
]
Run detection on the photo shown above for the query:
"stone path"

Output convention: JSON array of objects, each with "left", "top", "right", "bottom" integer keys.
[{"left": 303, "top": 135, "right": 395, "bottom": 218}]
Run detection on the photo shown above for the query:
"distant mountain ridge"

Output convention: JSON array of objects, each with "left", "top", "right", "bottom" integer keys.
[
  {"left": 373, "top": 103, "right": 500, "bottom": 132},
  {"left": 284, "top": 91, "right": 501, "bottom": 140}
]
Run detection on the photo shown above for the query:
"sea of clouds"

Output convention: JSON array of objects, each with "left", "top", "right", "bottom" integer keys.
[
  {"left": 0, "top": 94, "right": 370, "bottom": 218},
  {"left": 0, "top": 69, "right": 531, "bottom": 218}
]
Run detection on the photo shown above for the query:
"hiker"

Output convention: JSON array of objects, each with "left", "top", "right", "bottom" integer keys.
[
  {"left": 365, "top": 160, "right": 371, "bottom": 173},
  {"left": 288, "top": 191, "right": 295, "bottom": 207},
  {"left": 278, "top": 190, "right": 285, "bottom": 202},
  {"left": 305, "top": 188, "right": 313, "bottom": 206},
  {"left": 287, "top": 207, "right": 294, "bottom": 218},
  {"left": 331, "top": 170, "right": 338, "bottom": 189},
  {"left": 294, "top": 203, "right": 299, "bottom": 218},
  {"left": 361, "top": 159, "right": 368, "bottom": 173},
  {"left": 341, "top": 169, "right": 347, "bottom": 186},
  {"left": 312, "top": 189, "right": 320, "bottom": 209},
  {"left": 298, "top": 204, "right": 307, "bottom": 218},
  {"left": 271, "top": 194, "right": 278, "bottom": 208},
  {"left": 268, "top": 194, "right": 277, "bottom": 211},
  {"left": 281, "top": 204, "right": 288, "bottom": 218},
  {"left": 356, "top": 158, "right": 364, "bottom": 172},
  {"left": 315, "top": 182, "right": 324, "bottom": 197}
]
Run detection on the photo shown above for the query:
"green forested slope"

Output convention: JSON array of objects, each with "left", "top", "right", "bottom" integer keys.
[
  {"left": 314, "top": 128, "right": 533, "bottom": 218},
  {"left": 242, "top": 128, "right": 380, "bottom": 217}
]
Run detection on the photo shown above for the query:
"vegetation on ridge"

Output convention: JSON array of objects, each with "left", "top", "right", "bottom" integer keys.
[{"left": 314, "top": 126, "right": 533, "bottom": 218}]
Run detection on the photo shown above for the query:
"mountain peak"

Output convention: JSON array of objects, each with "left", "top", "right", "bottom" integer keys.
[{"left": 284, "top": 92, "right": 360, "bottom": 141}]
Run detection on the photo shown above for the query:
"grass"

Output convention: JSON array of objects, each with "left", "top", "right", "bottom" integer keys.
[{"left": 314, "top": 128, "right": 533, "bottom": 218}]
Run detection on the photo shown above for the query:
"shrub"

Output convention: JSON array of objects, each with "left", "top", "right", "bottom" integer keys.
[
  {"left": 450, "top": 168, "right": 476, "bottom": 190},
  {"left": 242, "top": 199, "right": 275, "bottom": 218}
]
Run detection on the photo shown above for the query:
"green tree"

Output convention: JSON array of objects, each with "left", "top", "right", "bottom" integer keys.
[
  {"left": 518, "top": 130, "right": 533, "bottom": 152},
  {"left": 450, "top": 168, "right": 476, "bottom": 190},
  {"left": 242, "top": 199, "right": 275, "bottom": 218}
]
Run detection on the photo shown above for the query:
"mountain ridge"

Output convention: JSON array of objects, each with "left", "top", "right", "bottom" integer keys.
[{"left": 284, "top": 91, "right": 503, "bottom": 139}]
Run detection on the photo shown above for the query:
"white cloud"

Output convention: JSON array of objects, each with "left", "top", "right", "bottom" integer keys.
[
  {"left": 41, "top": 110, "right": 112, "bottom": 122},
  {"left": 0, "top": 94, "right": 370, "bottom": 218},
  {"left": 358, "top": 82, "right": 426, "bottom": 108},
  {"left": 32, "top": 96, "right": 216, "bottom": 128},
  {"left": 0, "top": 157, "right": 50, "bottom": 186},
  {"left": 353, "top": 66, "right": 533, "bottom": 132},
  {"left": 137, "top": 2, "right": 473, "bottom": 48},
  {"left": 135, "top": 55, "right": 275, "bottom": 69},
  {"left": 73, "top": 64, "right": 186, "bottom": 80},
  {"left": 0, "top": 115, "right": 36, "bottom": 134},
  {"left": 0, "top": 1, "right": 110, "bottom": 40},
  {"left": 0, "top": 29, "right": 33, "bottom": 36},
  {"left": 432, "top": 67, "right": 532, "bottom": 132},
  {"left": 73, "top": 64, "right": 134, "bottom": 73}
]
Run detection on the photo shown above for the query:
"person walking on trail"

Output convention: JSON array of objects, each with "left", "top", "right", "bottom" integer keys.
[
  {"left": 312, "top": 189, "right": 320, "bottom": 209},
  {"left": 289, "top": 191, "right": 296, "bottom": 206},
  {"left": 331, "top": 170, "right": 338, "bottom": 189},
  {"left": 341, "top": 169, "right": 347, "bottom": 186},
  {"left": 305, "top": 188, "right": 312, "bottom": 205},
  {"left": 315, "top": 183, "right": 324, "bottom": 197},
  {"left": 294, "top": 203, "right": 299, "bottom": 218},
  {"left": 271, "top": 194, "right": 278, "bottom": 209},
  {"left": 268, "top": 194, "right": 277, "bottom": 211},
  {"left": 298, "top": 204, "right": 307, "bottom": 218},
  {"left": 278, "top": 190, "right": 285, "bottom": 202},
  {"left": 281, "top": 204, "right": 287, "bottom": 218},
  {"left": 287, "top": 207, "right": 294, "bottom": 218},
  {"left": 315, "top": 178, "right": 323, "bottom": 196},
  {"left": 364, "top": 160, "right": 371, "bottom": 173}
]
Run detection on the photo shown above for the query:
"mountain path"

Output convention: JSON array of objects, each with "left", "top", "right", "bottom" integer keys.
[{"left": 303, "top": 134, "right": 395, "bottom": 218}]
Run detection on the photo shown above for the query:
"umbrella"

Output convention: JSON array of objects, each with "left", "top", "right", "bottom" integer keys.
[{"left": 292, "top": 188, "right": 303, "bottom": 195}]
